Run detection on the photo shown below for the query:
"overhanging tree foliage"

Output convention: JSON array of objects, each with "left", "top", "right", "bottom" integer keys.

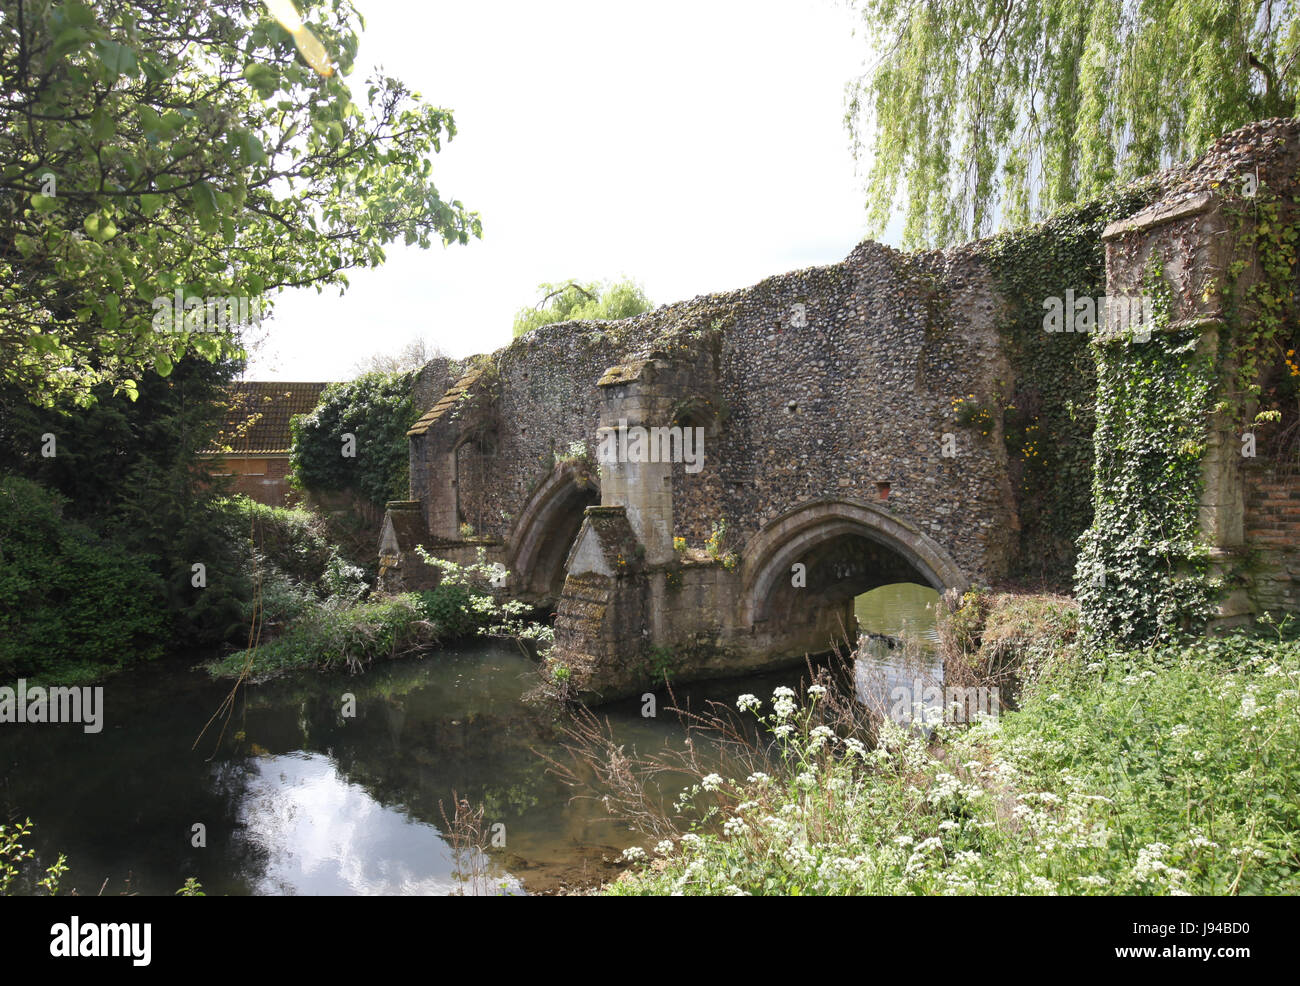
[
  {"left": 0, "top": 0, "right": 480, "bottom": 407},
  {"left": 845, "top": 0, "right": 1298, "bottom": 248}
]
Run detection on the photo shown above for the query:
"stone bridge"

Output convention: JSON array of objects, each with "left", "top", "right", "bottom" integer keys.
[
  {"left": 381, "top": 238, "right": 1018, "bottom": 696},
  {"left": 381, "top": 117, "right": 1300, "bottom": 701}
]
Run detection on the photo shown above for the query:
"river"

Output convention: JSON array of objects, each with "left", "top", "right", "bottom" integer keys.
[{"left": 0, "top": 584, "right": 938, "bottom": 896}]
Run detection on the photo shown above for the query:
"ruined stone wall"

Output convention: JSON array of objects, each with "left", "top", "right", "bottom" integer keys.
[
  {"left": 1079, "top": 118, "right": 1300, "bottom": 641},
  {"left": 643, "top": 242, "right": 1021, "bottom": 583},
  {"left": 408, "top": 239, "right": 1065, "bottom": 590},
  {"left": 468, "top": 322, "right": 622, "bottom": 539}
]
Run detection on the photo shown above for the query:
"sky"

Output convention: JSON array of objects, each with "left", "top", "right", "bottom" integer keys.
[{"left": 247, "top": 0, "right": 887, "bottom": 380}]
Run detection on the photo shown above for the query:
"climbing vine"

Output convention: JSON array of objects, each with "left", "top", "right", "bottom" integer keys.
[
  {"left": 1219, "top": 177, "right": 1300, "bottom": 468},
  {"left": 1075, "top": 263, "right": 1219, "bottom": 647},
  {"left": 975, "top": 182, "right": 1157, "bottom": 587},
  {"left": 289, "top": 371, "right": 417, "bottom": 509}
]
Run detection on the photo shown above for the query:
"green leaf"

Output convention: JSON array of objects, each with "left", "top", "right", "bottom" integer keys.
[
  {"left": 190, "top": 182, "right": 218, "bottom": 219},
  {"left": 241, "top": 63, "right": 278, "bottom": 98},
  {"left": 82, "top": 213, "right": 117, "bottom": 242},
  {"left": 94, "top": 40, "right": 139, "bottom": 79},
  {"left": 90, "top": 107, "right": 115, "bottom": 143},
  {"left": 50, "top": 27, "right": 92, "bottom": 59}
]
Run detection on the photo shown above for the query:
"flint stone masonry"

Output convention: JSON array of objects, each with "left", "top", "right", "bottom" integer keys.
[
  {"left": 384, "top": 117, "right": 1300, "bottom": 702},
  {"left": 384, "top": 239, "right": 1026, "bottom": 698}
]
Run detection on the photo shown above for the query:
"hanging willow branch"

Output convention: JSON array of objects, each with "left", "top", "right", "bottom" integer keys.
[{"left": 845, "top": 0, "right": 1299, "bottom": 249}]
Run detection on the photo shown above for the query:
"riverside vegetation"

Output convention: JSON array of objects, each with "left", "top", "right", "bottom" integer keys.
[
  {"left": 599, "top": 591, "right": 1300, "bottom": 896},
  {"left": 206, "top": 509, "right": 553, "bottom": 679}
]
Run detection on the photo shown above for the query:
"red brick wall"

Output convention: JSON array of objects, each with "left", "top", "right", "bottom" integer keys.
[
  {"left": 221, "top": 456, "right": 300, "bottom": 507},
  {"left": 1242, "top": 462, "right": 1300, "bottom": 615}
]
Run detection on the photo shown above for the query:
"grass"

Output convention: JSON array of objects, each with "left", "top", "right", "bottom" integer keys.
[{"left": 602, "top": 607, "right": 1300, "bottom": 895}]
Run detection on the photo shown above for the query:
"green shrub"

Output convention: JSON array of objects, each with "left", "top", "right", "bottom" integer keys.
[
  {"left": 417, "top": 583, "right": 478, "bottom": 638},
  {"left": 210, "top": 495, "right": 370, "bottom": 635},
  {"left": 321, "top": 552, "right": 369, "bottom": 607},
  {"left": 214, "top": 496, "right": 333, "bottom": 586},
  {"left": 511, "top": 278, "right": 653, "bottom": 338},
  {"left": 1, "top": 818, "right": 67, "bottom": 896},
  {"left": 940, "top": 590, "right": 1079, "bottom": 707},
  {"left": 0, "top": 475, "right": 166, "bottom": 682}
]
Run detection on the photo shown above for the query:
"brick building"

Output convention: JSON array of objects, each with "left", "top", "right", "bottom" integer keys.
[{"left": 203, "top": 381, "right": 330, "bottom": 506}]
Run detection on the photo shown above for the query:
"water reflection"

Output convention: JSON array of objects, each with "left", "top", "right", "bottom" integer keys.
[
  {"left": 1, "top": 590, "right": 956, "bottom": 897},
  {"left": 234, "top": 752, "right": 521, "bottom": 896},
  {"left": 853, "top": 583, "right": 945, "bottom": 726},
  {"left": 0, "top": 642, "right": 812, "bottom": 896}
]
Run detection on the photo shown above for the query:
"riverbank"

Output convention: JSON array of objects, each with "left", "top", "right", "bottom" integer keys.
[{"left": 601, "top": 594, "right": 1300, "bottom": 895}]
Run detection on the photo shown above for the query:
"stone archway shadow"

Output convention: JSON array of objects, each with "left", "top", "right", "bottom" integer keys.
[
  {"left": 740, "top": 497, "right": 970, "bottom": 625},
  {"left": 505, "top": 460, "right": 601, "bottom": 599}
]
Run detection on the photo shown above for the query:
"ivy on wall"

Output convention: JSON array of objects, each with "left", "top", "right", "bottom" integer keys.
[
  {"left": 289, "top": 371, "right": 417, "bottom": 509},
  {"left": 1075, "top": 263, "right": 1219, "bottom": 648},
  {"left": 1220, "top": 180, "right": 1300, "bottom": 446},
  {"left": 1075, "top": 164, "right": 1299, "bottom": 647},
  {"left": 975, "top": 183, "right": 1157, "bottom": 587}
]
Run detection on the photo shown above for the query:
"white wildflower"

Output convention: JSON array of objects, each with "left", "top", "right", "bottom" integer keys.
[{"left": 1239, "top": 693, "right": 1258, "bottom": 719}]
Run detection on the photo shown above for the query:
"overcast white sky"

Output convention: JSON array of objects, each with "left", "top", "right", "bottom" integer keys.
[{"left": 247, "top": 0, "right": 888, "bottom": 380}]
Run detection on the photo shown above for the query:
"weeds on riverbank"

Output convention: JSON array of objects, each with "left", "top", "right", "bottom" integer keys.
[
  {"left": 206, "top": 593, "right": 437, "bottom": 677},
  {"left": 603, "top": 611, "right": 1300, "bottom": 895},
  {"left": 2, "top": 819, "right": 205, "bottom": 896},
  {"left": 206, "top": 547, "right": 553, "bottom": 680},
  {"left": 939, "top": 586, "right": 1080, "bottom": 709}
]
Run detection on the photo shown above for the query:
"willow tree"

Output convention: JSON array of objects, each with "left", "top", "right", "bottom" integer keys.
[
  {"left": 511, "top": 278, "right": 654, "bottom": 337},
  {"left": 0, "top": 0, "right": 480, "bottom": 407},
  {"left": 845, "top": 0, "right": 1298, "bottom": 248}
]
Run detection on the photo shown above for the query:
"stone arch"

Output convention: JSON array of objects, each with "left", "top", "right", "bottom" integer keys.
[
  {"left": 506, "top": 461, "right": 601, "bottom": 601},
  {"left": 740, "top": 498, "right": 968, "bottom": 627}
]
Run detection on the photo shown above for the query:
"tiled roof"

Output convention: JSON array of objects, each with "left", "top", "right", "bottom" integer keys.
[{"left": 203, "top": 381, "right": 331, "bottom": 455}]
